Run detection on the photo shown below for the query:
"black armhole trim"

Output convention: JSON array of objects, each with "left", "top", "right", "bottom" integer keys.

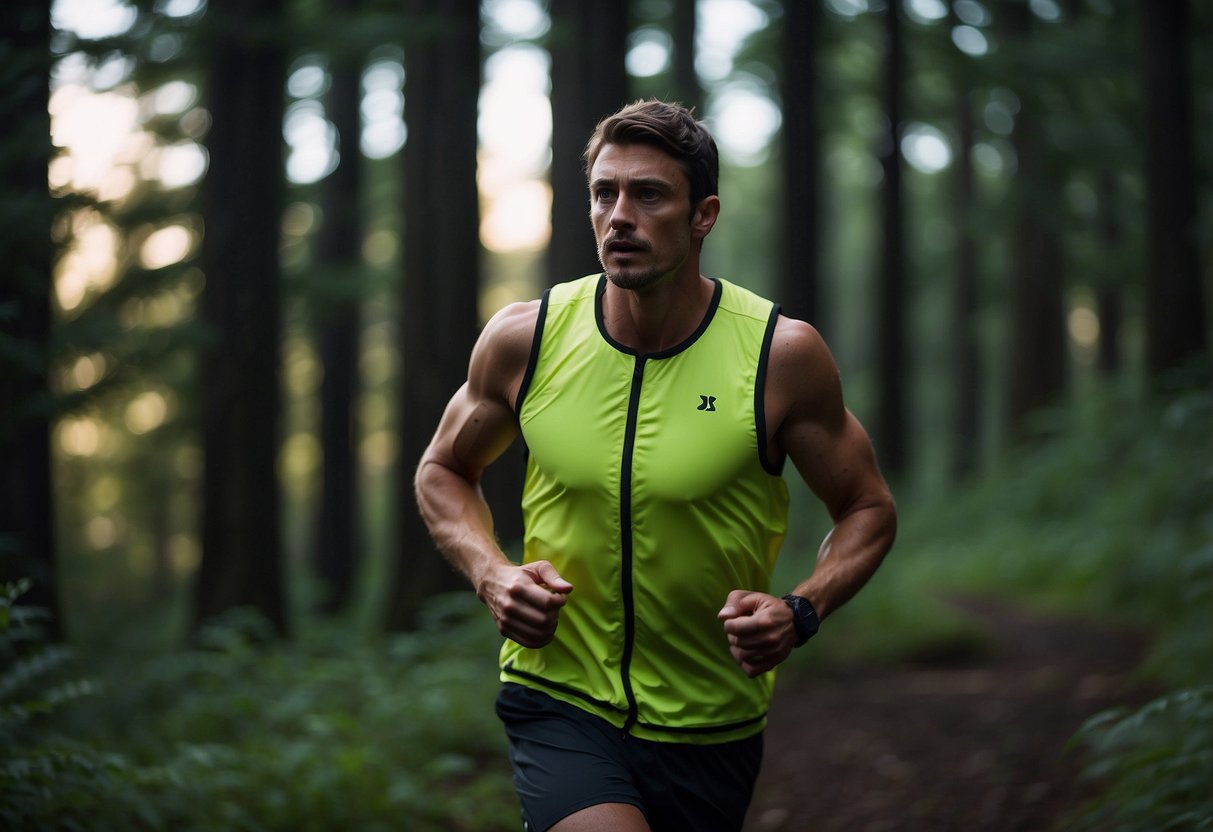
[
  {"left": 757, "top": 304, "right": 785, "bottom": 476},
  {"left": 513, "top": 288, "right": 551, "bottom": 415},
  {"left": 502, "top": 664, "right": 629, "bottom": 716}
]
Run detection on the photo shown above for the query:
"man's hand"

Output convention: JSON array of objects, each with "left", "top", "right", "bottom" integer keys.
[
  {"left": 478, "top": 560, "right": 573, "bottom": 648},
  {"left": 718, "top": 590, "right": 796, "bottom": 678}
]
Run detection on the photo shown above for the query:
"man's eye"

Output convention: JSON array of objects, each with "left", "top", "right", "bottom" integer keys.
[
  {"left": 596, "top": 188, "right": 615, "bottom": 201},
  {"left": 639, "top": 189, "right": 659, "bottom": 201}
]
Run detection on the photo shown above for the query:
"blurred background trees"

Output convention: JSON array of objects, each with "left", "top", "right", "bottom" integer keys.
[
  {"left": 1, "top": 0, "right": 60, "bottom": 638},
  {"left": 386, "top": 0, "right": 482, "bottom": 630},
  {"left": 1, "top": 0, "right": 1208, "bottom": 640},
  {"left": 1, "top": 1, "right": 1211, "bottom": 827},
  {"left": 192, "top": 0, "right": 290, "bottom": 638}
]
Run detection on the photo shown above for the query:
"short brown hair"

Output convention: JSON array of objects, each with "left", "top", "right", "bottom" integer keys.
[{"left": 583, "top": 99, "right": 719, "bottom": 209}]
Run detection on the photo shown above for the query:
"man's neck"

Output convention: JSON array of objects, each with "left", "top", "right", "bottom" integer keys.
[{"left": 601, "top": 273, "right": 715, "bottom": 354}]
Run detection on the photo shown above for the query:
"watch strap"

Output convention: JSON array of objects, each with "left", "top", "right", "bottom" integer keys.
[{"left": 782, "top": 593, "right": 820, "bottom": 647}]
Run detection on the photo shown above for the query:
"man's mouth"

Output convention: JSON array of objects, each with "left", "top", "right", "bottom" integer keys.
[{"left": 606, "top": 238, "right": 645, "bottom": 254}]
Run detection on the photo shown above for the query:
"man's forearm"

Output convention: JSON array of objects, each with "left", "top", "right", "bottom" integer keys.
[
  {"left": 414, "top": 458, "right": 512, "bottom": 592},
  {"left": 791, "top": 500, "right": 896, "bottom": 620}
]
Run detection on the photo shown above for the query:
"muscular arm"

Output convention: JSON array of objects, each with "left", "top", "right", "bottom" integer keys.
[
  {"left": 720, "top": 316, "right": 897, "bottom": 676},
  {"left": 414, "top": 300, "right": 573, "bottom": 648},
  {"left": 773, "top": 318, "right": 897, "bottom": 617}
]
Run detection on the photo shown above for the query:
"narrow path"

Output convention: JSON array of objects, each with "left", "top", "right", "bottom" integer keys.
[{"left": 743, "top": 598, "right": 1153, "bottom": 832}]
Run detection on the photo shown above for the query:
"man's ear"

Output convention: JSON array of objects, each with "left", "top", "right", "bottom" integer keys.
[{"left": 691, "top": 195, "right": 721, "bottom": 240}]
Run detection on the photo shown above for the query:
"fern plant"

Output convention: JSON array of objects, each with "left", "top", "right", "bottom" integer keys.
[
  {"left": 0, "top": 578, "right": 118, "bottom": 831},
  {"left": 0, "top": 579, "right": 93, "bottom": 739},
  {"left": 1069, "top": 686, "right": 1213, "bottom": 831}
]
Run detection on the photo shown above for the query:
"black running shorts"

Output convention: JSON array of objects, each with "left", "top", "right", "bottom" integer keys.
[{"left": 495, "top": 683, "right": 764, "bottom": 832}]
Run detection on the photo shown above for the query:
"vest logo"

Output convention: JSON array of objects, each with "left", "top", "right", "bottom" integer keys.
[{"left": 697, "top": 395, "right": 717, "bottom": 412}]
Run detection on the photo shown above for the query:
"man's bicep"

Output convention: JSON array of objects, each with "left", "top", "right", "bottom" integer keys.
[
  {"left": 783, "top": 401, "right": 884, "bottom": 523},
  {"left": 426, "top": 299, "right": 536, "bottom": 480},
  {"left": 769, "top": 317, "right": 886, "bottom": 520},
  {"left": 427, "top": 383, "right": 520, "bottom": 482}
]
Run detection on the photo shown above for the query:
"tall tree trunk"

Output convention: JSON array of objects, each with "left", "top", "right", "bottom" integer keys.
[
  {"left": 1004, "top": 0, "right": 1066, "bottom": 439},
  {"left": 385, "top": 0, "right": 481, "bottom": 631},
  {"left": 546, "top": 0, "right": 629, "bottom": 287},
  {"left": 314, "top": 0, "right": 365, "bottom": 614},
  {"left": 1140, "top": 0, "right": 1207, "bottom": 387},
  {"left": 874, "top": 1, "right": 907, "bottom": 474},
  {"left": 670, "top": 0, "right": 701, "bottom": 115},
  {"left": 1094, "top": 170, "right": 1123, "bottom": 376},
  {"left": 950, "top": 3, "right": 980, "bottom": 479},
  {"left": 0, "top": 0, "right": 61, "bottom": 639},
  {"left": 777, "top": 0, "right": 822, "bottom": 329},
  {"left": 194, "top": 0, "right": 289, "bottom": 637}
]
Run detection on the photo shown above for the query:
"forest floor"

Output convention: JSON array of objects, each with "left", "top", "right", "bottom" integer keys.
[{"left": 742, "top": 597, "right": 1156, "bottom": 832}]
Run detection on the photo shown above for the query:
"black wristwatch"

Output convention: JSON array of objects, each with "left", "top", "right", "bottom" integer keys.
[{"left": 782, "top": 594, "right": 820, "bottom": 647}]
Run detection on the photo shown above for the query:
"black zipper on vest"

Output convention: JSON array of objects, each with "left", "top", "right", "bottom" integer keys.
[{"left": 618, "top": 355, "right": 646, "bottom": 732}]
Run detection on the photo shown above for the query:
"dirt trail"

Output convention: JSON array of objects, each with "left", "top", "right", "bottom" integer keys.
[{"left": 743, "top": 598, "right": 1153, "bottom": 832}]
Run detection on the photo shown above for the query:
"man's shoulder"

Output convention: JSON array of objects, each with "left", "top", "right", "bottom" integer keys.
[
  {"left": 769, "top": 315, "right": 830, "bottom": 367},
  {"left": 766, "top": 314, "right": 842, "bottom": 425},
  {"left": 483, "top": 298, "right": 543, "bottom": 346},
  {"left": 471, "top": 299, "right": 543, "bottom": 399}
]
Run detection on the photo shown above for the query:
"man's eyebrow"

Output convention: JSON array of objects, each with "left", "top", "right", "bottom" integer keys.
[{"left": 589, "top": 176, "right": 675, "bottom": 191}]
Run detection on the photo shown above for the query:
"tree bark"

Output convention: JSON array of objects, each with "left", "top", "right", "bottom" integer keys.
[
  {"left": 1094, "top": 170, "right": 1123, "bottom": 376},
  {"left": 546, "top": 0, "right": 629, "bottom": 287},
  {"left": 1004, "top": 0, "right": 1067, "bottom": 439},
  {"left": 1140, "top": 0, "right": 1207, "bottom": 387},
  {"left": 874, "top": 1, "right": 908, "bottom": 474},
  {"left": 777, "top": 0, "right": 822, "bottom": 330},
  {"left": 193, "top": 0, "right": 289, "bottom": 637},
  {"left": 670, "top": 0, "right": 701, "bottom": 115},
  {"left": 949, "top": 3, "right": 980, "bottom": 479},
  {"left": 385, "top": 0, "right": 481, "bottom": 631},
  {"left": 314, "top": 0, "right": 365, "bottom": 614},
  {"left": 0, "top": 0, "right": 61, "bottom": 639}
]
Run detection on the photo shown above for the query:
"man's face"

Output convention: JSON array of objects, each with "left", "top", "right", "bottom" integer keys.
[{"left": 588, "top": 143, "right": 709, "bottom": 292}]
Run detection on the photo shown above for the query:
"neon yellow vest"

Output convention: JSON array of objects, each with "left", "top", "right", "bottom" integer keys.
[{"left": 501, "top": 274, "right": 790, "bottom": 744}]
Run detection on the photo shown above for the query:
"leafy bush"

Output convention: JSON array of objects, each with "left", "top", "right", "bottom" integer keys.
[
  {"left": 1, "top": 579, "right": 113, "bottom": 831},
  {"left": 0, "top": 579, "right": 94, "bottom": 737},
  {"left": 2, "top": 587, "right": 520, "bottom": 831},
  {"left": 1068, "top": 686, "right": 1213, "bottom": 831}
]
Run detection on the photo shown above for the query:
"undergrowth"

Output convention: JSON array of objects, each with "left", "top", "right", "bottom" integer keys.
[
  {"left": 1067, "top": 685, "right": 1213, "bottom": 831},
  {"left": 1, "top": 589, "right": 518, "bottom": 831}
]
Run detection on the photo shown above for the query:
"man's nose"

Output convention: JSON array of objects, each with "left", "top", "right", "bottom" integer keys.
[{"left": 609, "top": 193, "right": 635, "bottom": 228}]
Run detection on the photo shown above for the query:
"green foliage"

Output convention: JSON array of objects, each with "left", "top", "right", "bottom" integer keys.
[
  {"left": 876, "top": 382, "right": 1213, "bottom": 684},
  {"left": 1067, "top": 686, "right": 1213, "bottom": 831},
  {"left": 0, "top": 580, "right": 94, "bottom": 742},
  {"left": 2, "top": 589, "right": 519, "bottom": 831},
  {"left": 1, "top": 579, "right": 109, "bottom": 831}
]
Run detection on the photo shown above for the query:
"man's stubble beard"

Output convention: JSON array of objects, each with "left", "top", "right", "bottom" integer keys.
[
  {"left": 603, "top": 265, "right": 664, "bottom": 292},
  {"left": 599, "top": 238, "right": 692, "bottom": 293}
]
